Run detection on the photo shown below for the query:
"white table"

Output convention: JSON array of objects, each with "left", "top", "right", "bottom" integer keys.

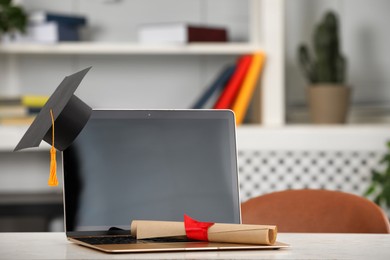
[{"left": 0, "top": 233, "right": 389, "bottom": 259}]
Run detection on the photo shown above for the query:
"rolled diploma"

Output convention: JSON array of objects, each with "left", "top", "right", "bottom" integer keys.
[{"left": 131, "top": 220, "right": 277, "bottom": 245}]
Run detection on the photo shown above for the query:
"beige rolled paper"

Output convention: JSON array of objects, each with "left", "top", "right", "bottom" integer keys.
[{"left": 131, "top": 220, "right": 277, "bottom": 245}]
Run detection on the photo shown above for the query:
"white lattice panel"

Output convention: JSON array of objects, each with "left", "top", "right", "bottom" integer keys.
[{"left": 238, "top": 150, "right": 384, "bottom": 202}]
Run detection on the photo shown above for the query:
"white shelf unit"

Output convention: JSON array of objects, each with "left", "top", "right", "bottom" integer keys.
[
  {"left": 0, "top": 0, "right": 285, "bottom": 130},
  {"left": 0, "top": 0, "right": 388, "bottom": 149},
  {"left": 0, "top": 43, "right": 263, "bottom": 55}
]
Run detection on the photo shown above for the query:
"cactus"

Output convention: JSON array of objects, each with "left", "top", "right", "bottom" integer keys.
[{"left": 298, "top": 11, "right": 347, "bottom": 84}]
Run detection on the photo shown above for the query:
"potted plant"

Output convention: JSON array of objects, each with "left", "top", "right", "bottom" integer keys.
[
  {"left": 364, "top": 141, "right": 390, "bottom": 211},
  {"left": 0, "top": 0, "right": 27, "bottom": 42},
  {"left": 298, "top": 11, "right": 350, "bottom": 124}
]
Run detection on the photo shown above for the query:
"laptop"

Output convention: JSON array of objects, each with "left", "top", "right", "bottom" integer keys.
[{"left": 63, "top": 109, "right": 287, "bottom": 253}]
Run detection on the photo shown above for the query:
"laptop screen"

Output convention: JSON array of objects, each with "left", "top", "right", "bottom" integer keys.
[{"left": 63, "top": 110, "right": 240, "bottom": 233}]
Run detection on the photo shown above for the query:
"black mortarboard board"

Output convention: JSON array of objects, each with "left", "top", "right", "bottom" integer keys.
[{"left": 14, "top": 67, "right": 92, "bottom": 152}]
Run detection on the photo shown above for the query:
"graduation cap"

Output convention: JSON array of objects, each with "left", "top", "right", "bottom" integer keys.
[{"left": 14, "top": 67, "right": 93, "bottom": 186}]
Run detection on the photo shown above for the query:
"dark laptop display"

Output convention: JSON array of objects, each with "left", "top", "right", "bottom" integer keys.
[{"left": 63, "top": 110, "right": 240, "bottom": 235}]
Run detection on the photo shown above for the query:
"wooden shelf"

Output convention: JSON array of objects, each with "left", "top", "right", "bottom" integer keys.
[{"left": 0, "top": 43, "right": 262, "bottom": 55}]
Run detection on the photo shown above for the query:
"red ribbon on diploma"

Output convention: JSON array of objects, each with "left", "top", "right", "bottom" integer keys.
[{"left": 184, "top": 214, "right": 215, "bottom": 241}]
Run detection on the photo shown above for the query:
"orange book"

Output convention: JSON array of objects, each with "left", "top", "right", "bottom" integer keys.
[{"left": 231, "top": 52, "right": 266, "bottom": 125}]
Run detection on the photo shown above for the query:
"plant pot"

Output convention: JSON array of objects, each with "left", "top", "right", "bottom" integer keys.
[{"left": 307, "top": 84, "right": 351, "bottom": 124}]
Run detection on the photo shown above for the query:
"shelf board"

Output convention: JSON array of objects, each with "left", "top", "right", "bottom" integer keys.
[
  {"left": 237, "top": 124, "right": 390, "bottom": 151},
  {"left": 238, "top": 124, "right": 390, "bottom": 131},
  {"left": 0, "top": 42, "right": 262, "bottom": 55},
  {"left": 1, "top": 124, "right": 390, "bottom": 152},
  {"left": 0, "top": 126, "right": 49, "bottom": 152}
]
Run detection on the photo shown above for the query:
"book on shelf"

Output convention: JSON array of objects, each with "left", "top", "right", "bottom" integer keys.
[
  {"left": 0, "top": 115, "right": 36, "bottom": 126},
  {"left": 21, "top": 95, "right": 49, "bottom": 108},
  {"left": 0, "top": 96, "right": 27, "bottom": 117},
  {"left": 5, "top": 11, "right": 87, "bottom": 43},
  {"left": 213, "top": 55, "right": 253, "bottom": 109},
  {"left": 138, "top": 23, "right": 228, "bottom": 44},
  {"left": 29, "top": 11, "right": 87, "bottom": 27},
  {"left": 244, "top": 84, "right": 262, "bottom": 124},
  {"left": 0, "top": 95, "right": 48, "bottom": 125},
  {"left": 0, "top": 96, "right": 21, "bottom": 106},
  {"left": 189, "top": 52, "right": 264, "bottom": 123},
  {"left": 231, "top": 52, "right": 266, "bottom": 125},
  {"left": 11, "top": 22, "right": 79, "bottom": 43},
  {"left": 191, "top": 65, "right": 236, "bottom": 109},
  {"left": 1, "top": 95, "right": 48, "bottom": 108},
  {"left": 0, "top": 105, "right": 28, "bottom": 117}
]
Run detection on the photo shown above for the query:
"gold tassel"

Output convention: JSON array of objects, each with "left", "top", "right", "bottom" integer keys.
[{"left": 48, "top": 109, "right": 58, "bottom": 186}]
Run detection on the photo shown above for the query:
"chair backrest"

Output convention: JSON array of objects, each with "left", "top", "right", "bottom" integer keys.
[{"left": 241, "top": 189, "right": 390, "bottom": 233}]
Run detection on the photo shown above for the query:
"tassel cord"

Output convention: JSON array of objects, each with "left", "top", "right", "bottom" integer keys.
[{"left": 49, "top": 109, "right": 58, "bottom": 186}]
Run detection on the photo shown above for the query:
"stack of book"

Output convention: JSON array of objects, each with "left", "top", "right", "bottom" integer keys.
[
  {"left": 7, "top": 12, "right": 87, "bottom": 43},
  {"left": 138, "top": 23, "right": 228, "bottom": 44},
  {"left": 0, "top": 95, "right": 48, "bottom": 125},
  {"left": 191, "top": 52, "right": 266, "bottom": 125}
]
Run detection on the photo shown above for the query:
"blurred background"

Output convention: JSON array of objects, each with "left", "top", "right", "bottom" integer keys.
[{"left": 0, "top": 0, "right": 390, "bottom": 232}]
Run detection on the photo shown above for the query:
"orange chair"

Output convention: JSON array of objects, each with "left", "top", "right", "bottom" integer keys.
[{"left": 241, "top": 189, "right": 390, "bottom": 233}]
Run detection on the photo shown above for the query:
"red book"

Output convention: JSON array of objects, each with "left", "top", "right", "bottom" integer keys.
[
  {"left": 213, "top": 55, "right": 253, "bottom": 109},
  {"left": 138, "top": 23, "right": 227, "bottom": 43},
  {"left": 187, "top": 25, "right": 227, "bottom": 42}
]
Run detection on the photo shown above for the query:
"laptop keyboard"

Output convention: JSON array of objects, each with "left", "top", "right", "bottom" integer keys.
[{"left": 74, "top": 235, "right": 192, "bottom": 245}]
